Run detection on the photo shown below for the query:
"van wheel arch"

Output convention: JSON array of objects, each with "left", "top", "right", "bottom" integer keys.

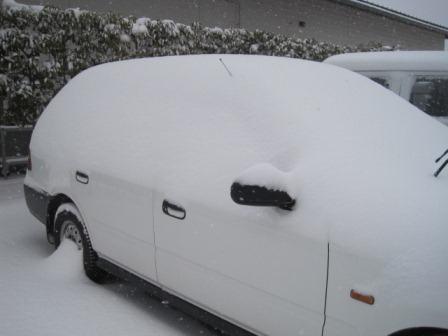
[
  {"left": 46, "top": 193, "right": 75, "bottom": 243},
  {"left": 389, "top": 327, "right": 448, "bottom": 336}
]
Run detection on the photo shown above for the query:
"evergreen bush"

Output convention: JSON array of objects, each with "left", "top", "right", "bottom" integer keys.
[{"left": 0, "top": 5, "right": 392, "bottom": 125}]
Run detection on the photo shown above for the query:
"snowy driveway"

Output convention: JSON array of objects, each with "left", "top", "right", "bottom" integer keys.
[{"left": 0, "top": 177, "right": 217, "bottom": 336}]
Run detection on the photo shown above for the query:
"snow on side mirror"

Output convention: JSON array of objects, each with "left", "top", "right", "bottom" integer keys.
[{"left": 230, "top": 163, "right": 296, "bottom": 211}]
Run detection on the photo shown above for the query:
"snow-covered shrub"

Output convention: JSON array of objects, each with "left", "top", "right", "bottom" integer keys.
[{"left": 0, "top": 4, "right": 393, "bottom": 125}]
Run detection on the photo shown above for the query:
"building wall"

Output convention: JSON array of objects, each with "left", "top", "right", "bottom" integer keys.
[
  {"left": 21, "top": 0, "right": 446, "bottom": 50},
  {"left": 240, "top": 0, "right": 445, "bottom": 50}
]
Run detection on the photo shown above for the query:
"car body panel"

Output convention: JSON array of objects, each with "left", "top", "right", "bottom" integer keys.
[
  {"left": 80, "top": 171, "right": 157, "bottom": 281},
  {"left": 24, "top": 55, "right": 448, "bottom": 336},
  {"left": 154, "top": 193, "right": 327, "bottom": 336},
  {"left": 325, "top": 244, "right": 448, "bottom": 336}
]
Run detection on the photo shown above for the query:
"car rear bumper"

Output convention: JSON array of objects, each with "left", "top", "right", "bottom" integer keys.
[{"left": 24, "top": 184, "right": 50, "bottom": 226}]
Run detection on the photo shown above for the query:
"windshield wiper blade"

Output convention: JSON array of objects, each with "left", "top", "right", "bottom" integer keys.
[
  {"left": 435, "top": 149, "right": 448, "bottom": 163},
  {"left": 434, "top": 148, "right": 448, "bottom": 178}
]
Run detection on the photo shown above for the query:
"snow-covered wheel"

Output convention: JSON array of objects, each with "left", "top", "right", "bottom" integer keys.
[{"left": 54, "top": 204, "right": 108, "bottom": 283}]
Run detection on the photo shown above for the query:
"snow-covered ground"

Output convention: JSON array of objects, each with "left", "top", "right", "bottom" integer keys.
[{"left": 0, "top": 176, "right": 216, "bottom": 336}]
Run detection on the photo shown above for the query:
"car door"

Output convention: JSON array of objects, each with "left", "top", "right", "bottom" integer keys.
[
  {"left": 73, "top": 169, "right": 158, "bottom": 282},
  {"left": 153, "top": 191, "right": 327, "bottom": 336}
]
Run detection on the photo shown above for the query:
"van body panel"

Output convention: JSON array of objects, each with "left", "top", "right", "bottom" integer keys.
[
  {"left": 79, "top": 171, "right": 158, "bottom": 281},
  {"left": 154, "top": 193, "right": 327, "bottom": 336},
  {"left": 325, "top": 244, "right": 448, "bottom": 336},
  {"left": 324, "top": 51, "right": 448, "bottom": 126},
  {"left": 324, "top": 51, "right": 448, "bottom": 72},
  {"left": 25, "top": 55, "right": 448, "bottom": 336},
  {"left": 23, "top": 184, "right": 50, "bottom": 226}
]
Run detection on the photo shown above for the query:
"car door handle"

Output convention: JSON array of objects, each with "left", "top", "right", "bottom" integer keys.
[
  {"left": 162, "top": 200, "right": 186, "bottom": 220},
  {"left": 75, "top": 171, "right": 89, "bottom": 184}
]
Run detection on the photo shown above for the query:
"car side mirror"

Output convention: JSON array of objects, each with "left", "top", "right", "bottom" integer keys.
[
  {"left": 231, "top": 183, "right": 295, "bottom": 211},
  {"left": 230, "top": 164, "right": 296, "bottom": 211}
]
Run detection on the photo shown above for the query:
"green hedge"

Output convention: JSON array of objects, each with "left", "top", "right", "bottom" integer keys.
[{"left": 0, "top": 5, "right": 392, "bottom": 125}]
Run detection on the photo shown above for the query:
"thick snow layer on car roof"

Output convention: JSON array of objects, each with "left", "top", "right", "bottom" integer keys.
[
  {"left": 32, "top": 55, "right": 448, "bottom": 269},
  {"left": 324, "top": 51, "right": 448, "bottom": 72}
]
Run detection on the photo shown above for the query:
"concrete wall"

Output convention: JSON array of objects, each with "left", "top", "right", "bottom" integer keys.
[{"left": 21, "top": 0, "right": 446, "bottom": 50}]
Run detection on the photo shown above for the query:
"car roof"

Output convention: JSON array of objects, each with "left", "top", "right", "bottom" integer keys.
[{"left": 324, "top": 51, "right": 448, "bottom": 72}]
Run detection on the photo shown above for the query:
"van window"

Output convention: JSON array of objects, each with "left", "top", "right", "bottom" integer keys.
[
  {"left": 410, "top": 76, "right": 448, "bottom": 117},
  {"left": 368, "top": 76, "right": 390, "bottom": 89}
]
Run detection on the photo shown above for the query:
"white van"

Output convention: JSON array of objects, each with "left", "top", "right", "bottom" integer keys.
[
  {"left": 324, "top": 51, "right": 448, "bottom": 126},
  {"left": 24, "top": 55, "right": 448, "bottom": 336}
]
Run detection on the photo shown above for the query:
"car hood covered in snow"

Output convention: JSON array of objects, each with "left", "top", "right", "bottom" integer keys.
[{"left": 32, "top": 54, "right": 448, "bottom": 268}]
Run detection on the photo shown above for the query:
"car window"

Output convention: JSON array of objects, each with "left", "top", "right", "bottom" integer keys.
[
  {"left": 368, "top": 76, "right": 390, "bottom": 89},
  {"left": 410, "top": 76, "right": 448, "bottom": 117}
]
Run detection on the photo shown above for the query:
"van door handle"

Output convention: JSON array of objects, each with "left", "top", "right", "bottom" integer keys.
[
  {"left": 75, "top": 171, "right": 89, "bottom": 184},
  {"left": 162, "top": 200, "right": 186, "bottom": 220}
]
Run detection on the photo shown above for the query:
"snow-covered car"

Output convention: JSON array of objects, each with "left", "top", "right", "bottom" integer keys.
[
  {"left": 24, "top": 55, "right": 448, "bottom": 336},
  {"left": 324, "top": 51, "right": 448, "bottom": 126}
]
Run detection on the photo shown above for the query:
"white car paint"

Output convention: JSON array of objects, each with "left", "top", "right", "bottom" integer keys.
[{"left": 25, "top": 55, "right": 448, "bottom": 336}]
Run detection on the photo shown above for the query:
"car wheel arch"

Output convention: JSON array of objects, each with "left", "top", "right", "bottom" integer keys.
[
  {"left": 389, "top": 327, "right": 448, "bottom": 336},
  {"left": 46, "top": 193, "right": 75, "bottom": 238}
]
